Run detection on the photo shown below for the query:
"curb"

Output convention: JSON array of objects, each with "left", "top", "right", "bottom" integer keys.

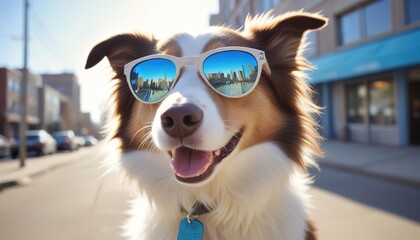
[
  {"left": 319, "top": 161, "right": 420, "bottom": 189},
  {"left": 0, "top": 160, "right": 71, "bottom": 191},
  {"left": 0, "top": 145, "right": 100, "bottom": 190}
]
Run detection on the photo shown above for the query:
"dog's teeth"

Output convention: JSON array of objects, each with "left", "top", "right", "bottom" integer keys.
[{"left": 214, "top": 150, "right": 221, "bottom": 156}]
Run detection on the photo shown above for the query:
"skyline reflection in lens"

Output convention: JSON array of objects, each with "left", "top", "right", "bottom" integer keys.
[
  {"left": 203, "top": 50, "right": 258, "bottom": 97},
  {"left": 130, "top": 59, "right": 176, "bottom": 103}
]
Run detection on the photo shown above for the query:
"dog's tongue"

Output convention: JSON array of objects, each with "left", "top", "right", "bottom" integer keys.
[{"left": 171, "top": 147, "right": 213, "bottom": 178}]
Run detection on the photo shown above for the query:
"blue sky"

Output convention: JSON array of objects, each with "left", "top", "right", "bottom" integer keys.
[
  {"left": 203, "top": 51, "right": 257, "bottom": 78},
  {"left": 132, "top": 59, "right": 176, "bottom": 82},
  {"left": 0, "top": 0, "right": 218, "bottom": 122}
]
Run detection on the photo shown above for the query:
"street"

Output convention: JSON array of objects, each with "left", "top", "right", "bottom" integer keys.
[
  {"left": 0, "top": 144, "right": 130, "bottom": 240},
  {"left": 310, "top": 167, "right": 420, "bottom": 240},
  {"left": 0, "top": 145, "right": 419, "bottom": 240}
]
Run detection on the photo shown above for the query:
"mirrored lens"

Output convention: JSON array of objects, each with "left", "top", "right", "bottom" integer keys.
[
  {"left": 203, "top": 50, "right": 258, "bottom": 97},
  {"left": 129, "top": 58, "right": 176, "bottom": 103}
]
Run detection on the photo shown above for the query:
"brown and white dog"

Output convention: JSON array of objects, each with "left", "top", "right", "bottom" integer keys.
[{"left": 85, "top": 11, "right": 327, "bottom": 240}]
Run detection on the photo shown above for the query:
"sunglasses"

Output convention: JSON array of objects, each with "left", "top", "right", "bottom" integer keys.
[{"left": 124, "top": 46, "right": 269, "bottom": 104}]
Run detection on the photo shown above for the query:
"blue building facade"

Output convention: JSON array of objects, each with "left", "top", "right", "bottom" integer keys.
[{"left": 310, "top": 22, "right": 420, "bottom": 146}]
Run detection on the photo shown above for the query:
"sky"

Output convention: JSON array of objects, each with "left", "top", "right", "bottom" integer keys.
[
  {"left": 0, "top": 0, "right": 219, "bottom": 123},
  {"left": 132, "top": 59, "right": 176, "bottom": 82}
]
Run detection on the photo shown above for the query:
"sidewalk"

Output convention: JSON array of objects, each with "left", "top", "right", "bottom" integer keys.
[
  {"left": 319, "top": 140, "right": 420, "bottom": 188},
  {"left": 1, "top": 141, "right": 419, "bottom": 188},
  {"left": 0, "top": 144, "right": 102, "bottom": 188}
]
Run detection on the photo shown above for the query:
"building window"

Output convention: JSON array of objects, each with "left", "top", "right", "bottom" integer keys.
[
  {"left": 8, "top": 79, "right": 14, "bottom": 91},
  {"left": 7, "top": 99, "right": 13, "bottom": 112},
  {"left": 365, "top": 0, "right": 391, "bottom": 37},
  {"left": 339, "top": 10, "right": 362, "bottom": 45},
  {"left": 406, "top": 0, "right": 420, "bottom": 24},
  {"left": 227, "top": 0, "right": 235, "bottom": 12},
  {"left": 14, "top": 80, "right": 20, "bottom": 93},
  {"left": 346, "top": 83, "right": 366, "bottom": 123},
  {"left": 346, "top": 77, "right": 395, "bottom": 125},
  {"left": 338, "top": 0, "right": 391, "bottom": 45},
  {"left": 369, "top": 78, "right": 395, "bottom": 124}
]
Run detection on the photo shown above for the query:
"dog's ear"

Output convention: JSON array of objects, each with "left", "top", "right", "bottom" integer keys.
[
  {"left": 245, "top": 12, "right": 327, "bottom": 65},
  {"left": 85, "top": 33, "right": 157, "bottom": 78},
  {"left": 85, "top": 34, "right": 157, "bottom": 145},
  {"left": 244, "top": 13, "right": 327, "bottom": 170}
]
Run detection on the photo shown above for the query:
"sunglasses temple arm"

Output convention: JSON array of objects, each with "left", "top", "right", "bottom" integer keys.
[{"left": 262, "top": 61, "right": 271, "bottom": 76}]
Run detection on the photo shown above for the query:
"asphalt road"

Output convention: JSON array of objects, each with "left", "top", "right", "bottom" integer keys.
[
  {"left": 310, "top": 166, "right": 420, "bottom": 240},
  {"left": 0, "top": 146, "right": 419, "bottom": 240}
]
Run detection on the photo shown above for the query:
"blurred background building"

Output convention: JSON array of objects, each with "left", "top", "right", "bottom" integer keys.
[
  {"left": 0, "top": 68, "right": 98, "bottom": 139},
  {"left": 41, "top": 73, "right": 82, "bottom": 134},
  {"left": 0, "top": 68, "right": 41, "bottom": 138},
  {"left": 211, "top": 0, "right": 420, "bottom": 146},
  {"left": 39, "top": 83, "right": 61, "bottom": 133}
]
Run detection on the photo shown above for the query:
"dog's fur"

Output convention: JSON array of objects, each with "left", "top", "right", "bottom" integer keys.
[{"left": 86, "top": 12, "right": 327, "bottom": 240}]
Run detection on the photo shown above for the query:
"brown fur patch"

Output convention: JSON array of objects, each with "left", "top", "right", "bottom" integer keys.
[
  {"left": 157, "top": 37, "right": 182, "bottom": 56},
  {"left": 242, "top": 12, "right": 327, "bottom": 169},
  {"left": 305, "top": 219, "right": 317, "bottom": 240}
]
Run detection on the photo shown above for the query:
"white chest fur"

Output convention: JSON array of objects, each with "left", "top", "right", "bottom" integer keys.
[{"left": 119, "top": 143, "right": 311, "bottom": 240}]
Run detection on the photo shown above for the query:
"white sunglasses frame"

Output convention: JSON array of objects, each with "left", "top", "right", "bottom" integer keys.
[{"left": 124, "top": 46, "right": 270, "bottom": 104}]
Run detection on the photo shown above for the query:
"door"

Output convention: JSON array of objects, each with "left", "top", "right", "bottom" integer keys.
[{"left": 409, "top": 82, "right": 420, "bottom": 144}]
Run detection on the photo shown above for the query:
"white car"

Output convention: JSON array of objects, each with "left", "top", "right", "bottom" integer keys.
[
  {"left": 11, "top": 130, "right": 57, "bottom": 158},
  {"left": 0, "top": 134, "right": 11, "bottom": 158}
]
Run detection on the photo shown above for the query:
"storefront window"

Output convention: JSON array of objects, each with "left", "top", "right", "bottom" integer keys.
[
  {"left": 346, "top": 83, "right": 366, "bottom": 123},
  {"left": 369, "top": 79, "right": 395, "bottom": 124}
]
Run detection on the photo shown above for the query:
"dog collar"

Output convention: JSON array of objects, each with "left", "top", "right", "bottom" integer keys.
[
  {"left": 177, "top": 202, "right": 211, "bottom": 240},
  {"left": 181, "top": 202, "right": 211, "bottom": 218}
]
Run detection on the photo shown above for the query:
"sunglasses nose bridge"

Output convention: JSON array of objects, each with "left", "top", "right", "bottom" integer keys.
[{"left": 179, "top": 56, "right": 198, "bottom": 67}]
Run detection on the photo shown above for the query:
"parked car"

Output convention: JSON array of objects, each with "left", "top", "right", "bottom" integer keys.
[
  {"left": 0, "top": 134, "right": 11, "bottom": 158},
  {"left": 83, "top": 135, "right": 98, "bottom": 146},
  {"left": 75, "top": 136, "right": 86, "bottom": 149},
  {"left": 52, "top": 130, "right": 78, "bottom": 151},
  {"left": 11, "top": 130, "right": 57, "bottom": 158}
]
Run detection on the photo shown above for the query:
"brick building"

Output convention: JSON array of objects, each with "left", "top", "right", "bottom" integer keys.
[{"left": 0, "top": 68, "right": 41, "bottom": 138}]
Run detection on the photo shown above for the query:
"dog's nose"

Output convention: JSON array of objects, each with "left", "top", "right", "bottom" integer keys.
[{"left": 160, "top": 103, "right": 203, "bottom": 139}]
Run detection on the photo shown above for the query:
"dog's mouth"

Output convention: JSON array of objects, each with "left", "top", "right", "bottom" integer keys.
[{"left": 169, "top": 129, "right": 243, "bottom": 184}]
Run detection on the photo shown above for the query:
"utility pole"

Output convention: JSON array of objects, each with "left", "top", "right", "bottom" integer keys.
[{"left": 19, "top": 0, "right": 29, "bottom": 168}]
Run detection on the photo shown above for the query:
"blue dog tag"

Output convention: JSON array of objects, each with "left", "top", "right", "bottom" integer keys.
[{"left": 177, "top": 218, "right": 204, "bottom": 240}]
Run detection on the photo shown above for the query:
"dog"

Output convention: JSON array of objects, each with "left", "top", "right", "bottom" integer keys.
[{"left": 85, "top": 11, "right": 327, "bottom": 240}]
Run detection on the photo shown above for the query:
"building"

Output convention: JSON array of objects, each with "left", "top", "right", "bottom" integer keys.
[
  {"left": 59, "top": 94, "right": 73, "bottom": 131},
  {"left": 39, "top": 83, "right": 61, "bottom": 133},
  {"left": 210, "top": 0, "right": 281, "bottom": 27},
  {"left": 0, "top": 68, "right": 41, "bottom": 138},
  {"left": 42, "top": 73, "right": 81, "bottom": 134},
  {"left": 0, "top": 68, "right": 87, "bottom": 138},
  {"left": 211, "top": 0, "right": 420, "bottom": 146}
]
